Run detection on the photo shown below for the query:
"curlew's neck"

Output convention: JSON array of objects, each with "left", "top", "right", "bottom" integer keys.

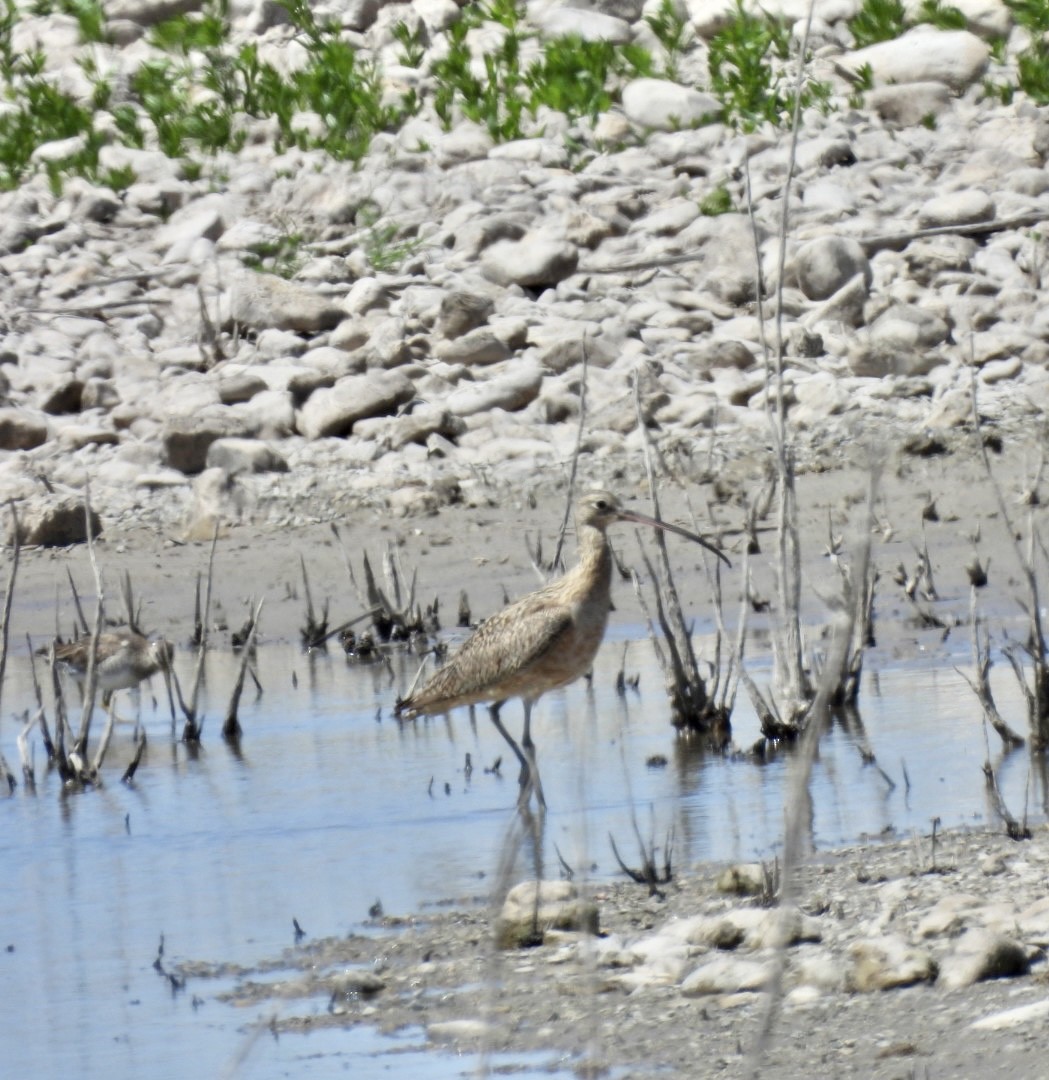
[{"left": 573, "top": 521, "right": 613, "bottom": 600}]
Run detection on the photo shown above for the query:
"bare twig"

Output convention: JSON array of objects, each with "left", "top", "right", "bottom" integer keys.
[
  {"left": 223, "top": 599, "right": 264, "bottom": 740},
  {"left": 551, "top": 341, "right": 589, "bottom": 573}
]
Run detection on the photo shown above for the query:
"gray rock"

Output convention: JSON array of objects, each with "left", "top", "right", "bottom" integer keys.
[
  {"left": 435, "top": 329, "right": 513, "bottom": 366},
  {"left": 867, "top": 82, "right": 952, "bottom": 127},
  {"left": 848, "top": 935, "right": 937, "bottom": 992},
  {"left": 223, "top": 268, "right": 345, "bottom": 333},
  {"left": 846, "top": 28, "right": 990, "bottom": 91},
  {"left": 436, "top": 290, "right": 495, "bottom": 339},
  {"left": 217, "top": 371, "right": 269, "bottom": 405},
  {"left": 918, "top": 190, "right": 996, "bottom": 229},
  {"left": 716, "top": 863, "right": 769, "bottom": 896},
  {"left": 621, "top": 79, "right": 721, "bottom": 130},
  {"left": 496, "top": 880, "right": 599, "bottom": 948},
  {"left": 7, "top": 494, "right": 101, "bottom": 547},
  {"left": 0, "top": 408, "right": 48, "bottom": 450},
  {"left": 205, "top": 437, "right": 289, "bottom": 474},
  {"left": 869, "top": 303, "right": 950, "bottom": 352},
  {"left": 80, "top": 378, "right": 120, "bottom": 411},
  {"left": 680, "top": 955, "right": 774, "bottom": 995},
  {"left": 182, "top": 467, "right": 246, "bottom": 540},
  {"left": 163, "top": 413, "right": 251, "bottom": 474},
  {"left": 793, "top": 237, "right": 871, "bottom": 301},
  {"left": 481, "top": 235, "right": 579, "bottom": 288},
  {"left": 446, "top": 361, "right": 544, "bottom": 416},
  {"left": 41, "top": 379, "right": 84, "bottom": 415},
  {"left": 296, "top": 371, "right": 415, "bottom": 439},
  {"left": 356, "top": 406, "right": 466, "bottom": 451},
  {"left": 937, "top": 929, "right": 1030, "bottom": 990},
  {"left": 538, "top": 8, "right": 632, "bottom": 42}
]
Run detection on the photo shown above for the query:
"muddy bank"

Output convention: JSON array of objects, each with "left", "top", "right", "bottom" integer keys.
[{"left": 180, "top": 823, "right": 1049, "bottom": 1080}]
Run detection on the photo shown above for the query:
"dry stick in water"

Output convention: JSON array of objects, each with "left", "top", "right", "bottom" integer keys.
[
  {"left": 66, "top": 566, "right": 90, "bottom": 636},
  {"left": 25, "top": 634, "right": 55, "bottom": 761},
  {"left": 970, "top": 370, "right": 1049, "bottom": 746},
  {"left": 223, "top": 599, "right": 264, "bottom": 740},
  {"left": 959, "top": 587, "right": 1024, "bottom": 749},
  {"left": 632, "top": 376, "right": 724, "bottom": 733},
  {"left": 0, "top": 502, "right": 21, "bottom": 733},
  {"left": 73, "top": 485, "right": 105, "bottom": 773},
  {"left": 175, "top": 521, "right": 221, "bottom": 740},
  {"left": 550, "top": 340, "right": 589, "bottom": 573}
]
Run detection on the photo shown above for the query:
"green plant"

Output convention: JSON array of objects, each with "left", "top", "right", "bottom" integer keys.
[
  {"left": 1017, "top": 40, "right": 1049, "bottom": 102},
  {"left": 916, "top": 0, "right": 967, "bottom": 29},
  {"left": 849, "top": 0, "right": 907, "bottom": 47},
  {"left": 392, "top": 20, "right": 426, "bottom": 68},
  {"left": 847, "top": 62, "right": 874, "bottom": 109},
  {"left": 645, "top": 0, "right": 689, "bottom": 80},
  {"left": 699, "top": 185, "right": 734, "bottom": 216},
  {"left": 707, "top": 3, "right": 817, "bottom": 129},
  {"left": 32, "top": 0, "right": 110, "bottom": 43},
  {"left": 431, "top": 1, "right": 653, "bottom": 140},
  {"left": 1005, "top": 0, "right": 1049, "bottom": 31},
  {"left": 357, "top": 202, "right": 422, "bottom": 271}
]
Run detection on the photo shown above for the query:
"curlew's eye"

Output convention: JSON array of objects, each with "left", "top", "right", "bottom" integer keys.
[{"left": 594, "top": 499, "right": 608, "bottom": 510}]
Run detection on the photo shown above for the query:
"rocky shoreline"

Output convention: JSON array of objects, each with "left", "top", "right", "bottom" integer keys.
[
  {"left": 190, "top": 823, "right": 1049, "bottom": 1079},
  {"left": 2, "top": 0, "right": 1049, "bottom": 548}
]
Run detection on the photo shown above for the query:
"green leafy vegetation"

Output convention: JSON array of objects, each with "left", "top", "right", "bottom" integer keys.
[
  {"left": 849, "top": 0, "right": 907, "bottom": 47},
  {"left": 357, "top": 202, "right": 423, "bottom": 272},
  {"left": 699, "top": 185, "right": 734, "bottom": 216},
  {"left": 708, "top": 1, "right": 828, "bottom": 130},
  {"left": 431, "top": 0, "right": 652, "bottom": 139},
  {"left": 645, "top": 0, "right": 690, "bottom": 81},
  {"left": 849, "top": 0, "right": 967, "bottom": 46}
]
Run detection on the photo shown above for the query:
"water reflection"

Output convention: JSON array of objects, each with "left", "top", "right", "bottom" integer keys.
[{"left": 0, "top": 635, "right": 1045, "bottom": 1078}]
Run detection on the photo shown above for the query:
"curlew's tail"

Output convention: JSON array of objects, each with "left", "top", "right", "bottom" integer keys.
[{"left": 393, "top": 696, "right": 417, "bottom": 720}]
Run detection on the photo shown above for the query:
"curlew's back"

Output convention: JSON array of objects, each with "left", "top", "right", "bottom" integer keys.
[{"left": 397, "top": 555, "right": 612, "bottom": 717}]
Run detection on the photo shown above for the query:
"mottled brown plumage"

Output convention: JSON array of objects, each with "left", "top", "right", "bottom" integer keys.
[
  {"left": 395, "top": 490, "right": 727, "bottom": 807},
  {"left": 52, "top": 631, "right": 173, "bottom": 705}
]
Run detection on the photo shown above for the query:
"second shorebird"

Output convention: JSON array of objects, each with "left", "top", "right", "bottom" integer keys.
[
  {"left": 395, "top": 489, "right": 729, "bottom": 809},
  {"left": 52, "top": 630, "right": 174, "bottom": 718}
]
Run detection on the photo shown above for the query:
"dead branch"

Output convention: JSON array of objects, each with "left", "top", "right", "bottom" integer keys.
[
  {"left": 970, "top": 371, "right": 1049, "bottom": 746},
  {"left": 72, "top": 485, "right": 104, "bottom": 769},
  {"left": 0, "top": 502, "right": 21, "bottom": 728},
  {"left": 223, "top": 599, "right": 264, "bottom": 740},
  {"left": 959, "top": 589, "right": 1024, "bottom": 749},
  {"left": 550, "top": 340, "right": 589, "bottom": 573}
]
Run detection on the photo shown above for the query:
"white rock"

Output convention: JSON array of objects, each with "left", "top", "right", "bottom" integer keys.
[
  {"left": 446, "top": 361, "right": 544, "bottom": 416},
  {"left": 918, "top": 189, "right": 996, "bottom": 228},
  {"left": 846, "top": 28, "right": 990, "bottom": 91},
  {"left": 296, "top": 371, "right": 415, "bottom": 439},
  {"left": 680, "top": 955, "right": 774, "bottom": 995},
  {"left": 621, "top": 79, "right": 721, "bottom": 131},
  {"left": 480, "top": 235, "right": 578, "bottom": 288},
  {"left": 848, "top": 935, "right": 937, "bottom": 992},
  {"left": 793, "top": 237, "right": 871, "bottom": 301},
  {"left": 538, "top": 8, "right": 632, "bottom": 42},
  {"left": 972, "top": 999, "right": 1049, "bottom": 1031}
]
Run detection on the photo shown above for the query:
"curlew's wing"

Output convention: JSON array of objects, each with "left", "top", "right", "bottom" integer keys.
[{"left": 397, "top": 588, "right": 575, "bottom": 716}]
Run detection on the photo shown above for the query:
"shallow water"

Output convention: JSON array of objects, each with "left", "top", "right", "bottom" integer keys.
[{"left": 1, "top": 629, "right": 1044, "bottom": 1079}]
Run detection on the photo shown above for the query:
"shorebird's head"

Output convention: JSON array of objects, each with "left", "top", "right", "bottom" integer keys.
[
  {"left": 149, "top": 638, "right": 174, "bottom": 672},
  {"left": 577, "top": 489, "right": 730, "bottom": 565}
]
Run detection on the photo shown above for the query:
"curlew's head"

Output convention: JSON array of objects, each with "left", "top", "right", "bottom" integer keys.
[{"left": 577, "top": 489, "right": 730, "bottom": 565}]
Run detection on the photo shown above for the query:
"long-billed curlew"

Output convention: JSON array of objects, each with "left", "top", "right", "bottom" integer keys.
[
  {"left": 51, "top": 631, "right": 174, "bottom": 715},
  {"left": 394, "top": 490, "right": 729, "bottom": 808}
]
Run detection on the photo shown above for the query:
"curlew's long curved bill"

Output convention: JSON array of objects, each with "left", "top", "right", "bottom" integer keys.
[{"left": 615, "top": 508, "right": 731, "bottom": 567}]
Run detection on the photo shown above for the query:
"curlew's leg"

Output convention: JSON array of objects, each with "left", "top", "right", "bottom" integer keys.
[
  {"left": 520, "top": 700, "right": 546, "bottom": 810},
  {"left": 488, "top": 701, "right": 530, "bottom": 789}
]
